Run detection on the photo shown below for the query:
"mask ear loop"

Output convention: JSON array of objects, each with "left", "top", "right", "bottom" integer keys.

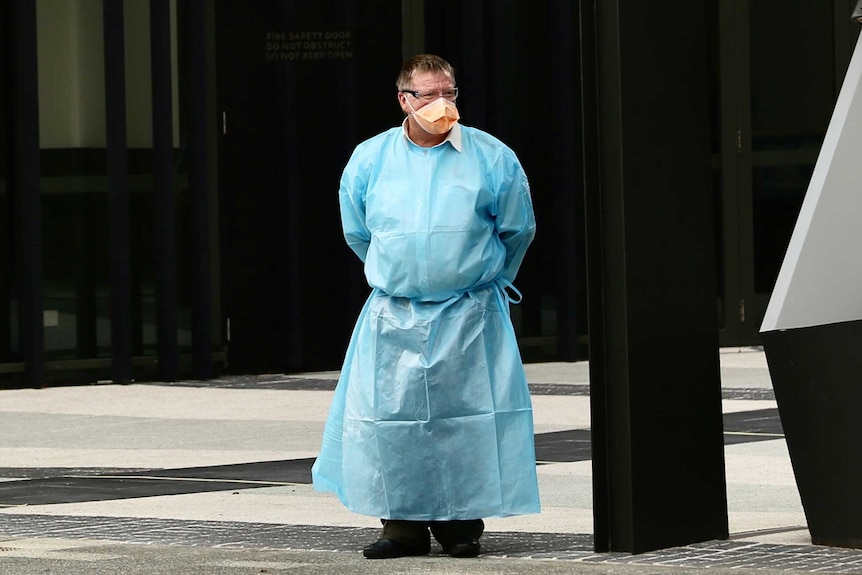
[{"left": 404, "top": 94, "right": 419, "bottom": 115}]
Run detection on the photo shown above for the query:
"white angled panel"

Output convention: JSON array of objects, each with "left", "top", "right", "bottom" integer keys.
[{"left": 761, "top": 33, "right": 862, "bottom": 332}]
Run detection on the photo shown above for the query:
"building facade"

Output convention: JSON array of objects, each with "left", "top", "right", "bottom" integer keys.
[{"left": 1, "top": 0, "right": 859, "bottom": 387}]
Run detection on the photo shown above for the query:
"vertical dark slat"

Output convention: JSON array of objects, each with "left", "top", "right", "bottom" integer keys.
[
  {"left": 0, "top": 2, "right": 8, "bottom": 364},
  {"left": 549, "top": 1, "right": 581, "bottom": 361},
  {"left": 280, "top": 1, "right": 302, "bottom": 370},
  {"left": 104, "top": 0, "right": 133, "bottom": 383},
  {"left": 76, "top": 201, "right": 98, "bottom": 357},
  {"left": 460, "top": 0, "right": 488, "bottom": 128},
  {"left": 151, "top": 0, "right": 179, "bottom": 380},
  {"left": 12, "top": 0, "right": 44, "bottom": 387},
  {"left": 187, "top": 0, "right": 213, "bottom": 378}
]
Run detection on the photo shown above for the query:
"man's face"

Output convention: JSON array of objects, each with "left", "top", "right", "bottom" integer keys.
[{"left": 398, "top": 71, "right": 457, "bottom": 115}]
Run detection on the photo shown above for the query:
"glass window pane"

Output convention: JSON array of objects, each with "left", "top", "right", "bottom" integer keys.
[
  {"left": 748, "top": 0, "right": 834, "bottom": 327},
  {"left": 36, "top": 0, "right": 188, "bottom": 369},
  {"left": 0, "top": 0, "right": 13, "bottom": 370},
  {"left": 750, "top": 0, "right": 834, "bottom": 152},
  {"left": 37, "top": 0, "right": 110, "bottom": 361},
  {"left": 752, "top": 165, "right": 810, "bottom": 294}
]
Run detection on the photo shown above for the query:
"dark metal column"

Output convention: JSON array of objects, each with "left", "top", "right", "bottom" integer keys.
[
  {"left": 11, "top": 0, "right": 44, "bottom": 388},
  {"left": 584, "top": 0, "right": 729, "bottom": 553},
  {"left": 187, "top": 0, "right": 214, "bottom": 378},
  {"left": 104, "top": 0, "right": 133, "bottom": 383},
  {"left": 151, "top": 0, "right": 179, "bottom": 380}
]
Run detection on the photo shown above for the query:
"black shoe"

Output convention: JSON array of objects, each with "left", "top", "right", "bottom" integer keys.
[
  {"left": 362, "top": 538, "right": 430, "bottom": 559},
  {"left": 444, "top": 538, "right": 481, "bottom": 558}
]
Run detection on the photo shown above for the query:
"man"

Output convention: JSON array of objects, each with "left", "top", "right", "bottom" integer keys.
[{"left": 312, "top": 54, "right": 540, "bottom": 560}]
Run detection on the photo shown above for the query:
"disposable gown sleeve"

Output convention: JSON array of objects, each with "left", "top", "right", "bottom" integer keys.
[
  {"left": 338, "top": 148, "right": 371, "bottom": 262},
  {"left": 493, "top": 156, "right": 536, "bottom": 282}
]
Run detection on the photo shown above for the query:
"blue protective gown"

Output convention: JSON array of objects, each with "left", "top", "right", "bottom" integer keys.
[{"left": 311, "top": 122, "right": 540, "bottom": 521}]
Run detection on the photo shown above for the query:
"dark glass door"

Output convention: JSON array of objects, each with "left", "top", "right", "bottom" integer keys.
[
  {"left": 716, "top": 0, "right": 859, "bottom": 346},
  {"left": 214, "top": 0, "right": 402, "bottom": 373}
]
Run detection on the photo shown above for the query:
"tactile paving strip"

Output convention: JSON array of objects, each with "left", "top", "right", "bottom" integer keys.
[{"left": 3, "top": 515, "right": 862, "bottom": 572}]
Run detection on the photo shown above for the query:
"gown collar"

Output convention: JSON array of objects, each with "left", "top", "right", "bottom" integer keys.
[{"left": 401, "top": 118, "right": 462, "bottom": 152}]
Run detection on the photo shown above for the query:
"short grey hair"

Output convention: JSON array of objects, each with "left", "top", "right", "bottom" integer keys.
[{"left": 396, "top": 54, "right": 456, "bottom": 91}]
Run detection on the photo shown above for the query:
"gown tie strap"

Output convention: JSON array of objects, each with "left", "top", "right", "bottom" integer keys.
[{"left": 496, "top": 278, "right": 523, "bottom": 305}]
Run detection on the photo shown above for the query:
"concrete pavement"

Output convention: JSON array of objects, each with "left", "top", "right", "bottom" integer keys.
[{"left": 2, "top": 347, "right": 861, "bottom": 574}]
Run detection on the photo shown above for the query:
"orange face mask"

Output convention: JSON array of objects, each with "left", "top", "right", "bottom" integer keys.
[{"left": 408, "top": 97, "right": 460, "bottom": 135}]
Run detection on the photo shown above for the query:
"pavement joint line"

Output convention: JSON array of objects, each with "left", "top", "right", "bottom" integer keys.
[
  {"left": 63, "top": 475, "right": 297, "bottom": 486},
  {"left": 724, "top": 431, "right": 785, "bottom": 437},
  {"left": 136, "top": 377, "right": 777, "bottom": 400},
  {"left": 729, "top": 526, "right": 810, "bottom": 539},
  {"left": 8, "top": 514, "right": 862, "bottom": 572}
]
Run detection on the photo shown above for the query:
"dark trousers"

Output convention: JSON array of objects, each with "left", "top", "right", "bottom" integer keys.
[{"left": 381, "top": 519, "right": 484, "bottom": 548}]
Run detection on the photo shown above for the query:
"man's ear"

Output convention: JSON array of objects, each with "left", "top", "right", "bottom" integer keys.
[{"left": 397, "top": 92, "right": 411, "bottom": 115}]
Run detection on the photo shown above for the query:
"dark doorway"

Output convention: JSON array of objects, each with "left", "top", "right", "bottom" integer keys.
[
  {"left": 715, "top": 0, "right": 860, "bottom": 346},
  {"left": 214, "top": 0, "right": 402, "bottom": 373}
]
